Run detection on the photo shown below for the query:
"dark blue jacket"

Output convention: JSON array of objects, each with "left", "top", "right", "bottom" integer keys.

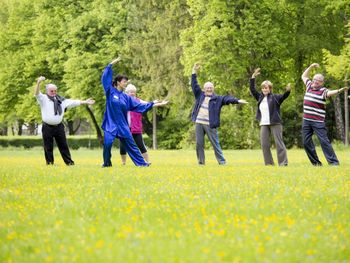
[
  {"left": 191, "top": 74, "right": 240, "bottom": 128},
  {"left": 249, "top": 78, "right": 290, "bottom": 125}
]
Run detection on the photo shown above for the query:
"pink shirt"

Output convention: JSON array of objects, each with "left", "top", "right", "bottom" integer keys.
[{"left": 128, "top": 98, "right": 143, "bottom": 134}]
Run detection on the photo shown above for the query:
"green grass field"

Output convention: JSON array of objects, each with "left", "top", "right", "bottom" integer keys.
[{"left": 1, "top": 148, "right": 350, "bottom": 262}]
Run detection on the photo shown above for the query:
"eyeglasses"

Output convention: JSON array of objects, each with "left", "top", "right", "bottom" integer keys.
[{"left": 313, "top": 79, "right": 323, "bottom": 83}]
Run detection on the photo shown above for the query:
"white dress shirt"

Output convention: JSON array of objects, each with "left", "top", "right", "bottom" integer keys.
[{"left": 35, "top": 92, "right": 81, "bottom": 125}]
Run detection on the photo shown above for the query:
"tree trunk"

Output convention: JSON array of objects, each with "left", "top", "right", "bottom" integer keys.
[
  {"left": 27, "top": 122, "right": 36, "bottom": 135},
  {"left": 67, "top": 119, "right": 81, "bottom": 135},
  {"left": 17, "top": 119, "right": 24, "bottom": 136},
  {"left": 333, "top": 95, "right": 345, "bottom": 142},
  {"left": 152, "top": 108, "right": 157, "bottom": 150},
  {"left": 85, "top": 106, "right": 103, "bottom": 145},
  {"left": 0, "top": 123, "right": 8, "bottom": 136}
]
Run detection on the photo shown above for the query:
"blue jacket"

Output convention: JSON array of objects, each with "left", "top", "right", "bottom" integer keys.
[
  {"left": 101, "top": 64, "right": 154, "bottom": 138},
  {"left": 249, "top": 78, "right": 290, "bottom": 125},
  {"left": 191, "top": 74, "right": 240, "bottom": 129}
]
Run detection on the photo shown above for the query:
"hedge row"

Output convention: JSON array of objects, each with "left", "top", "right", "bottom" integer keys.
[{"left": 0, "top": 137, "right": 104, "bottom": 149}]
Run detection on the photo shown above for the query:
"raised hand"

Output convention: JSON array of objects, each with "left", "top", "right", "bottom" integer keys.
[
  {"left": 192, "top": 63, "right": 201, "bottom": 74},
  {"left": 310, "top": 63, "right": 320, "bottom": 68},
  {"left": 110, "top": 56, "right": 121, "bottom": 65},
  {"left": 286, "top": 83, "right": 291, "bottom": 91},
  {"left": 37, "top": 76, "right": 46, "bottom": 83},
  {"left": 252, "top": 68, "right": 261, "bottom": 78}
]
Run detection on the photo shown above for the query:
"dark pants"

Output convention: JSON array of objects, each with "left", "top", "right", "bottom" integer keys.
[
  {"left": 195, "top": 123, "right": 226, "bottom": 165},
  {"left": 120, "top": 133, "right": 147, "bottom": 155},
  {"left": 42, "top": 122, "right": 74, "bottom": 165},
  {"left": 103, "top": 131, "right": 148, "bottom": 167},
  {"left": 302, "top": 120, "right": 339, "bottom": 165}
]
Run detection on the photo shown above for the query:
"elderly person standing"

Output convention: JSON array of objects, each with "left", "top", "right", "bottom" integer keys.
[
  {"left": 250, "top": 68, "right": 291, "bottom": 166},
  {"left": 101, "top": 57, "right": 167, "bottom": 167},
  {"left": 301, "top": 63, "right": 348, "bottom": 166},
  {"left": 191, "top": 63, "right": 248, "bottom": 165},
  {"left": 35, "top": 76, "right": 95, "bottom": 165},
  {"left": 119, "top": 84, "right": 150, "bottom": 165}
]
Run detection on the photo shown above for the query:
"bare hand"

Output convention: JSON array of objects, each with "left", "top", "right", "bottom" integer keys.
[
  {"left": 339, "top": 87, "right": 349, "bottom": 93},
  {"left": 310, "top": 63, "right": 319, "bottom": 68},
  {"left": 37, "top": 76, "right": 46, "bottom": 83},
  {"left": 252, "top": 68, "right": 261, "bottom": 78},
  {"left": 153, "top": 100, "right": 169, "bottom": 107},
  {"left": 111, "top": 56, "right": 121, "bottom": 65},
  {"left": 286, "top": 83, "right": 291, "bottom": 91},
  {"left": 192, "top": 63, "right": 200, "bottom": 73},
  {"left": 238, "top": 99, "right": 248, "bottom": 104},
  {"left": 83, "top": 98, "right": 95, "bottom": 105}
]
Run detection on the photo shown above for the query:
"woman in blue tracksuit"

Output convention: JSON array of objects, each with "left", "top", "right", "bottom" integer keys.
[
  {"left": 101, "top": 57, "right": 167, "bottom": 167},
  {"left": 191, "top": 63, "right": 248, "bottom": 165},
  {"left": 250, "top": 68, "right": 291, "bottom": 166}
]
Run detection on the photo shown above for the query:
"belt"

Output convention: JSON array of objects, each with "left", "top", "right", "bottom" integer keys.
[{"left": 43, "top": 122, "right": 61, "bottom": 127}]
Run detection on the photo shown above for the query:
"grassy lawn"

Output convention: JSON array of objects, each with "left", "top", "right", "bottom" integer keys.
[{"left": 1, "top": 148, "right": 350, "bottom": 262}]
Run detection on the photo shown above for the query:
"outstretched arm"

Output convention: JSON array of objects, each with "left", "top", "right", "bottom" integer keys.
[
  {"left": 152, "top": 100, "right": 169, "bottom": 107},
  {"left": 302, "top": 63, "right": 319, "bottom": 84},
  {"left": 101, "top": 57, "right": 121, "bottom": 92},
  {"left": 34, "top": 76, "right": 45, "bottom": 96},
  {"left": 327, "top": 87, "right": 349, "bottom": 98}
]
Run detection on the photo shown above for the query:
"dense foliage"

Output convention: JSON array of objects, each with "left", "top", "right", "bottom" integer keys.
[{"left": 0, "top": 0, "right": 349, "bottom": 148}]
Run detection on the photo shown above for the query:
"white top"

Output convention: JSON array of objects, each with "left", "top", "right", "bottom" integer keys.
[
  {"left": 259, "top": 96, "right": 270, "bottom": 126},
  {"left": 35, "top": 92, "right": 81, "bottom": 125}
]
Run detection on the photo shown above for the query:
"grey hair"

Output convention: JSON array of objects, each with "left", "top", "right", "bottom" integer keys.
[
  {"left": 45, "top": 84, "right": 58, "bottom": 91},
  {"left": 125, "top": 84, "right": 137, "bottom": 94}
]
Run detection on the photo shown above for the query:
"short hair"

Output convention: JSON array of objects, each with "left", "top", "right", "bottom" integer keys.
[
  {"left": 313, "top": 74, "right": 324, "bottom": 82},
  {"left": 125, "top": 84, "right": 137, "bottom": 94},
  {"left": 261, "top": 80, "right": 273, "bottom": 90},
  {"left": 45, "top": 84, "right": 57, "bottom": 91},
  {"left": 113, "top": 74, "right": 128, "bottom": 86},
  {"left": 204, "top": 82, "right": 214, "bottom": 89}
]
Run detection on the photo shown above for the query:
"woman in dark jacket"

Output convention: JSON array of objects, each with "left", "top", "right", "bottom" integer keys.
[{"left": 250, "top": 68, "right": 291, "bottom": 166}]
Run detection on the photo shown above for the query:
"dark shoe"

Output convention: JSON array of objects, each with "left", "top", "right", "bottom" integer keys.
[
  {"left": 102, "top": 164, "right": 112, "bottom": 168},
  {"left": 66, "top": 162, "right": 75, "bottom": 166}
]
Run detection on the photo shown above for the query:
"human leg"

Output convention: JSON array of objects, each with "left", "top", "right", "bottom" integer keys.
[
  {"left": 103, "top": 131, "right": 116, "bottom": 167},
  {"left": 120, "top": 137, "right": 149, "bottom": 166},
  {"left": 302, "top": 120, "right": 322, "bottom": 165},
  {"left": 133, "top": 133, "right": 149, "bottom": 163},
  {"left": 260, "top": 125, "right": 274, "bottom": 165},
  {"left": 54, "top": 123, "right": 74, "bottom": 165},
  {"left": 204, "top": 126, "right": 226, "bottom": 164},
  {"left": 42, "top": 123, "right": 55, "bottom": 165},
  {"left": 119, "top": 139, "right": 127, "bottom": 165},
  {"left": 271, "top": 124, "right": 288, "bottom": 166},
  {"left": 313, "top": 122, "right": 339, "bottom": 165},
  {"left": 195, "top": 123, "right": 206, "bottom": 165}
]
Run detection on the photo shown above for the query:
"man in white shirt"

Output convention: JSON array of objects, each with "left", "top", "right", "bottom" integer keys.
[{"left": 35, "top": 76, "right": 95, "bottom": 165}]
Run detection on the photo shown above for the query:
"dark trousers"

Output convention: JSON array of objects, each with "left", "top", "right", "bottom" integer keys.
[
  {"left": 302, "top": 119, "right": 339, "bottom": 165},
  {"left": 120, "top": 133, "right": 147, "bottom": 155},
  {"left": 103, "top": 131, "right": 148, "bottom": 167},
  {"left": 42, "top": 123, "right": 74, "bottom": 165}
]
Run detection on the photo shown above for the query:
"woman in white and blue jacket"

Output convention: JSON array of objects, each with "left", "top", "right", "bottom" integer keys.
[
  {"left": 250, "top": 68, "right": 291, "bottom": 166},
  {"left": 191, "top": 63, "right": 248, "bottom": 165}
]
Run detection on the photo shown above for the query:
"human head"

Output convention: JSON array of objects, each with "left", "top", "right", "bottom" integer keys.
[
  {"left": 203, "top": 82, "right": 214, "bottom": 96},
  {"left": 311, "top": 73, "right": 324, "bottom": 89},
  {"left": 45, "top": 84, "right": 58, "bottom": 97},
  {"left": 113, "top": 74, "right": 129, "bottom": 89},
  {"left": 125, "top": 84, "right": 137, "bottom": 97},
  {"left": 261, "top": 80, "right": 272, "bottom": 96}
]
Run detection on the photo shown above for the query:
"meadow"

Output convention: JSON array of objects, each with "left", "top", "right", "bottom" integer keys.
[{"left": 1, "top": 147, "right": 350, "bottom": 262}]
